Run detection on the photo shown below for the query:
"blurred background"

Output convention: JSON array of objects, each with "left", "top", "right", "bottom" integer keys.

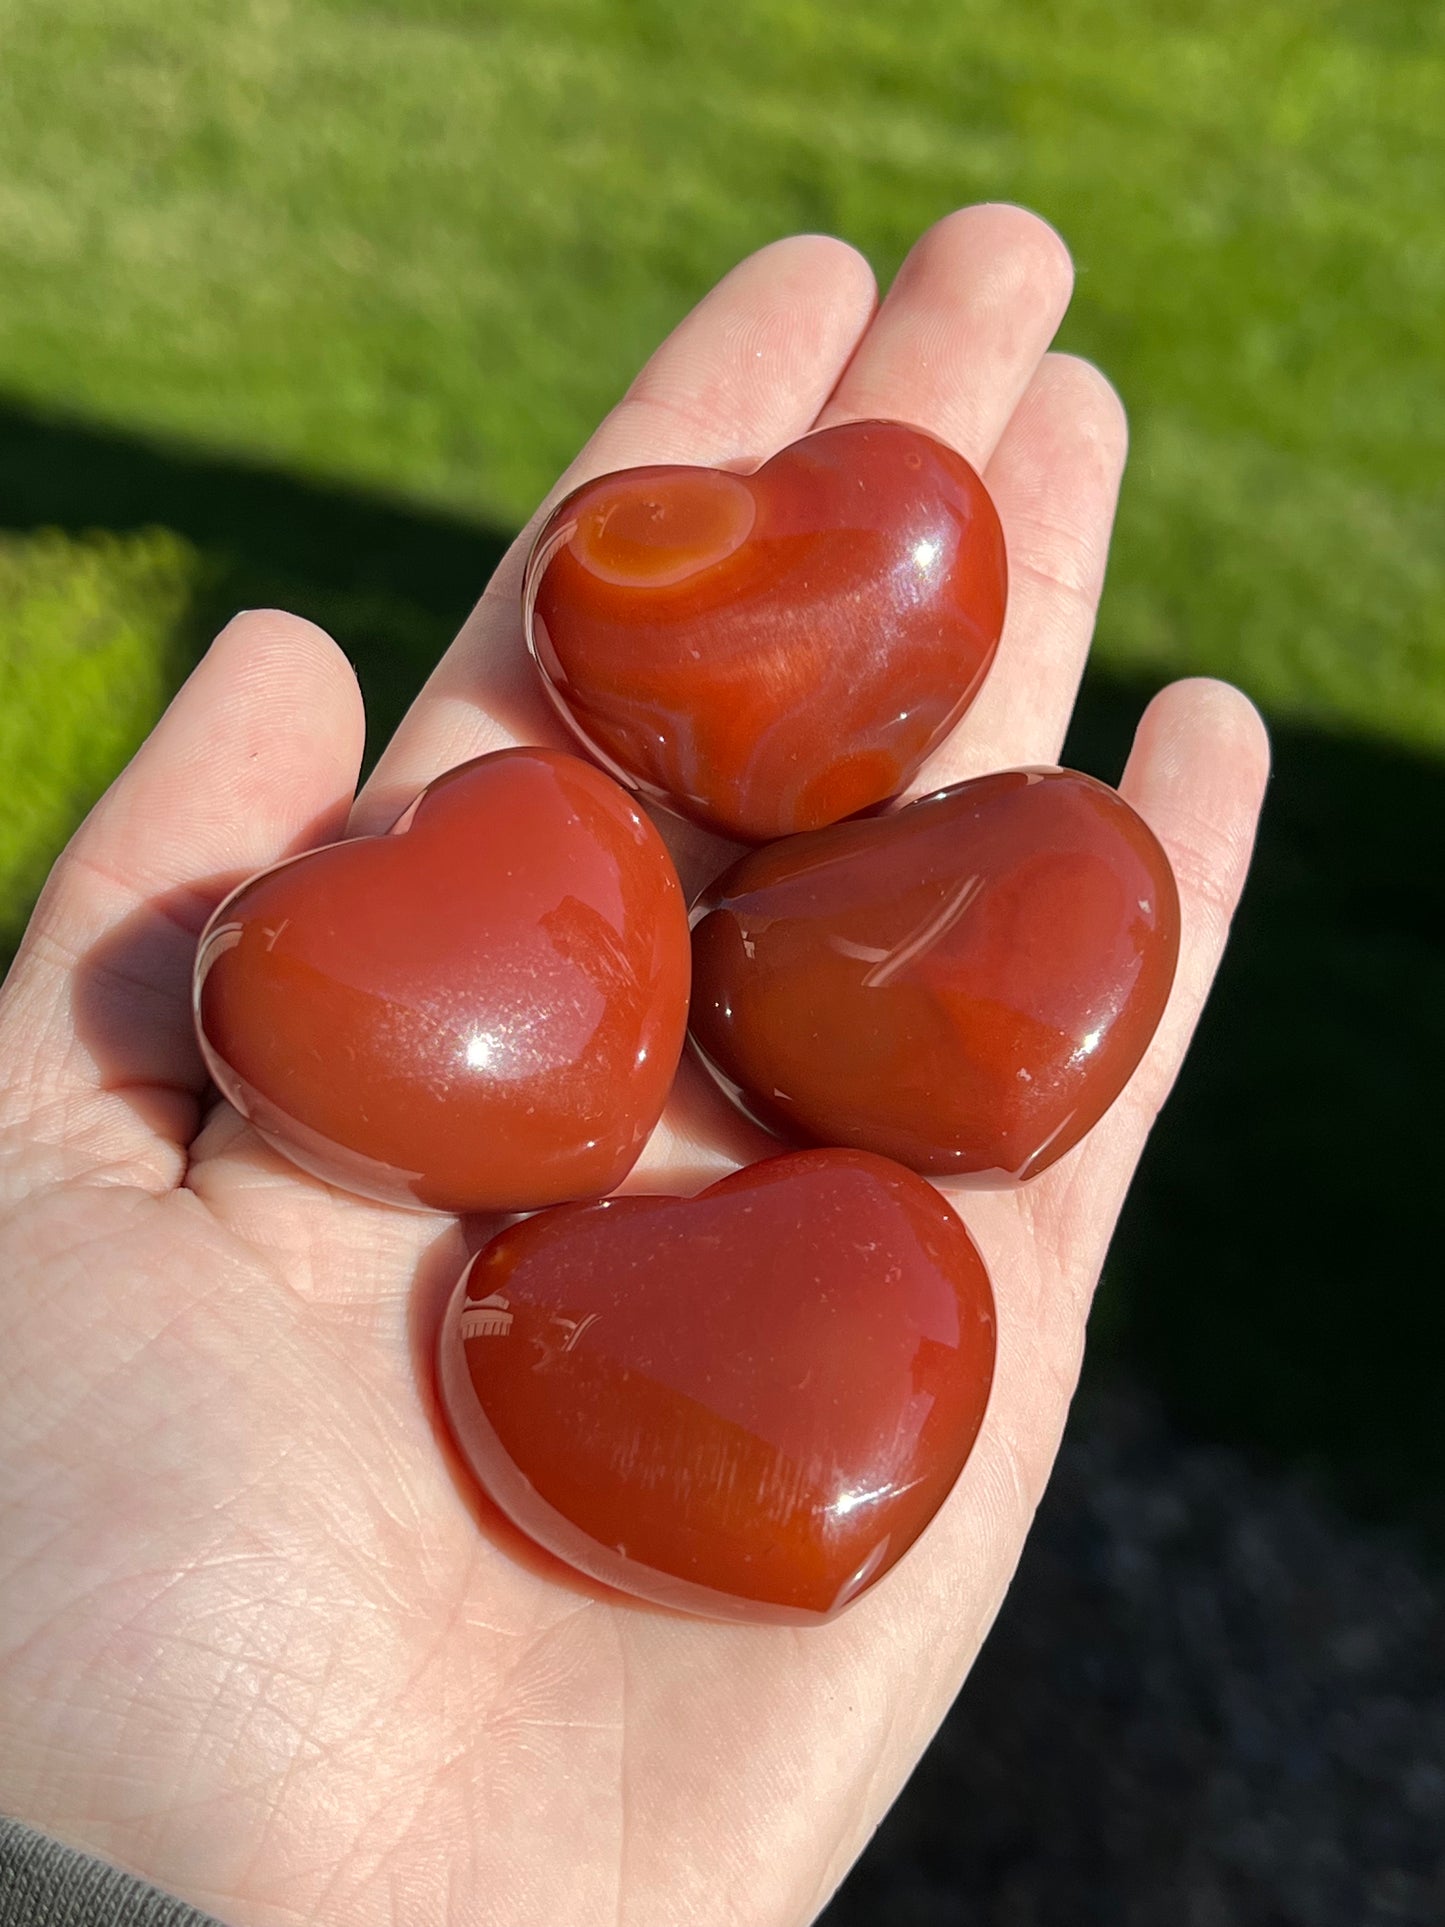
[{"left": 1, "top": 0, "right": 1441, "bottom": 1918}]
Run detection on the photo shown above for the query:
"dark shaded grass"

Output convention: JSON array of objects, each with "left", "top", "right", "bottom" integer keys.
[
  {"left": 0, "top": 395, "right": 507, "bottom": 764},
  {"left": 823, "top": 1380, "right": 1445, "bottom": 1926}
]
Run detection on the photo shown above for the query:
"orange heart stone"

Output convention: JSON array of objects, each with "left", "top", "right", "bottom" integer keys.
[
  {"left": 689, "top": 768, "right": 1179, "bottom": 1182},
  {"left": 525, "top": 419, "right": 1007, "bottom": 842},
  {"left": 194, "top": 747, "right": 690, "bottom": 1213},
  {"left": 439, "top": 1149, "right": 995, "bottom": 1622}
]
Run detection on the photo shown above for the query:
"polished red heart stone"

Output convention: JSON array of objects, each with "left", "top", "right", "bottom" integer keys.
[
  {"left": 193, "top": 747, "right": 690, "bottom": 1213},
  {"left": 438, "top": 1148, "right": 995, "bottom": 1622},
  {"left": 525, "top": 419, "right": 1007, "bottom": 842},
  {"left": 689, "top": 769, "right": 1179, "bottom": 1182}
]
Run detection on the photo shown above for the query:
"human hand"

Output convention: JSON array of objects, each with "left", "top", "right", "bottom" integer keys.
[{"left": 0, "top": 206, "right": 1268, "bottom": 1926}]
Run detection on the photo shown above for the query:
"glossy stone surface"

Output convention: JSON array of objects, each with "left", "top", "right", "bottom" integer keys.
[
  {"left": 194, "top": 747, "right": 690, "bottom": 1213},
  {"left": 690, "top": 769, "right": 1179, "bottom": 1183},
  {"left": 525, "top": 419, "right": 1007, "bottom": 842},
  {"left": 439, "top": 1149, "right": 995, "bottom": 1622}
]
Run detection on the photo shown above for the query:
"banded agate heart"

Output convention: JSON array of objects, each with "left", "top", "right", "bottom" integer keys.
[
  {"left": 193, "top": 747, "right": 690, "bottom": 1213},
  {"left": 689, "top": 768, "right": 1179, "bottom": 1182},
  {"left": 525, "top": 419, "right": 1007, "bottom": 842},
  {"left": 438, "top": 1149, "right": 995, "bottom": 1622}
]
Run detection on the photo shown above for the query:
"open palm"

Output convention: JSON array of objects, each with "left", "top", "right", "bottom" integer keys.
[{"left": 0, "top": 207, "right": 1268, "bottom": 1927}]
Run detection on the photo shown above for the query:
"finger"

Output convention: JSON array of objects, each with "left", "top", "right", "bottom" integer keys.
[
  {"left": 0, "top": 611, "right": 365, "bottom": 1181},
  {"left": 1026, "top": 677, "right": 1271, "bottom": 1281},
  {"left": 813, "top": 203, "right": 1075, "bottom": 470},
  {"left": 1114, "top": 677, "right": 1271, "bottom": 1129},
  {"left": 837, "top": 683, "right": 1271, "bottom": 1785},
  {"left": 908, "top": 353, "right": 1129, "bottom": 788},
  {"left": 351, "top": 233, "right": 878, "bottom": 836}
]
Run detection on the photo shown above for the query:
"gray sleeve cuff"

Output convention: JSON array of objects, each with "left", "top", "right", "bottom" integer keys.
[{"left": 0, "top": 1816, "right": 225, "bottom": 1927}]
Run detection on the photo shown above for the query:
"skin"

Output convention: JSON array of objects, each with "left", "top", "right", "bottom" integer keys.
[{"left": 0, "top": 205, "right": 1269, "bottom": 1927}]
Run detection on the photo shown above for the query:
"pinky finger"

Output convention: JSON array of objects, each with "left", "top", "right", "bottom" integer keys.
[
  {"left": 1021, "top": 676, "right": 1269, "bottom": 1290},
  {"left": 1107, "top": 676, "right": 1270, "bottom": 1160}
]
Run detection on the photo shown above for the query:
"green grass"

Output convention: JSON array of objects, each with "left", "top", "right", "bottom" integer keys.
[
  {"left": 0, "top": 527, "right": 199, "bottom": 944},
  {"left": 1, "top": 0, "right": 1443, "bottom": 1529},
  {"left": 2, "top": 0, "right": 1443, "bottom": 722}
]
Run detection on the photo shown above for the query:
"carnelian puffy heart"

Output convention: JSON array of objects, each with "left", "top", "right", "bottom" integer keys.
[
  {"left": 525, "top": 419, "right": 1007, "bottom": 842},
  {"left": 438, "top": 1148, "right": 995, "bottom": 1622},
  {"left": 193, "top": 747, "right": 690, "bottom": 1213},
  {"left": 689, "top": 768, "right": 1179, "bottom": 1183}
]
